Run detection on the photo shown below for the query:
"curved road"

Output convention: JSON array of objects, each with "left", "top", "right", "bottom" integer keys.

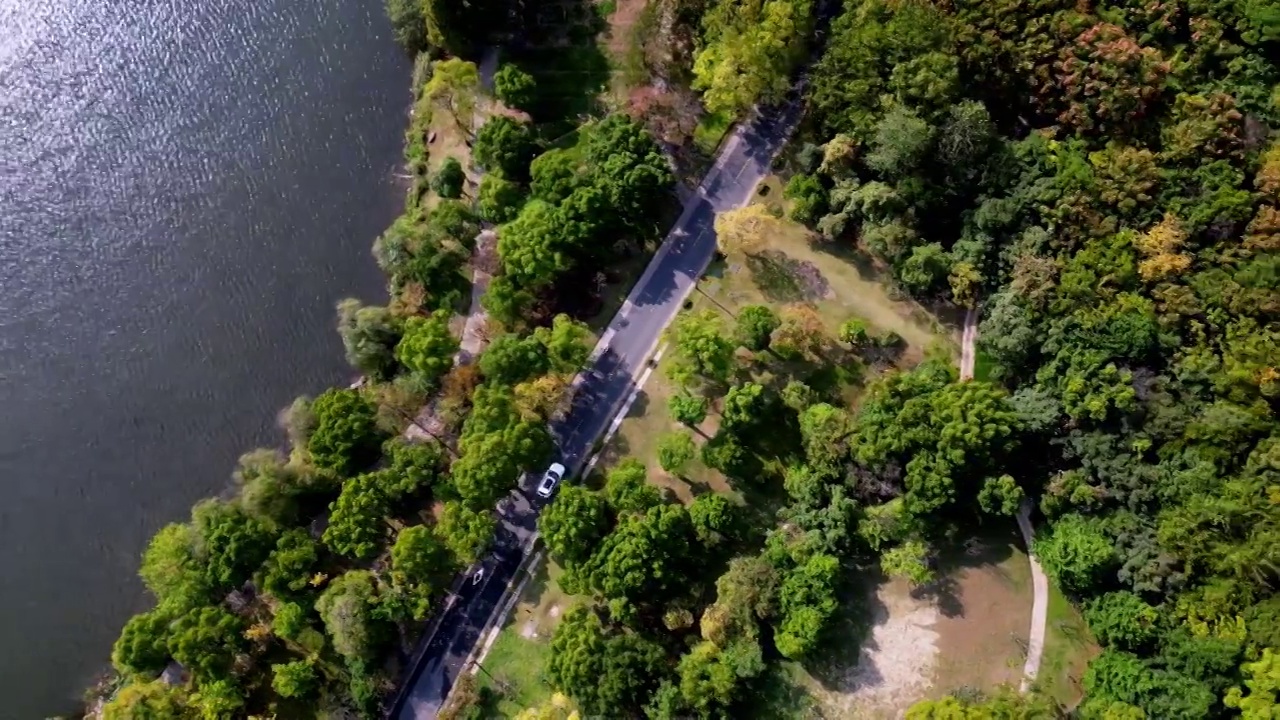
[{"left": 389, "top": 94, "right": 805, "bottom": 719}]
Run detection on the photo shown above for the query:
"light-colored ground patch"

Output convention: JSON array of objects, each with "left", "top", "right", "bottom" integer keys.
[
  {"left": 795, "top": 530, "right": 1037, "bottom": 718},
  {"left": 709, "top": 196, "right": 954, "bottom": 363},
  {"left": 805, "top": 578, "right": 941, "bottom": 719}
]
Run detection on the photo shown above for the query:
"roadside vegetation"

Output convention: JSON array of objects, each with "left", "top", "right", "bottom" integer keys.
[
  {"left": 83, "top": 2, "right": 681, "bottom": 718},
  {"left": 83, "top": 0, "right": 1280, "bottom": 716}
]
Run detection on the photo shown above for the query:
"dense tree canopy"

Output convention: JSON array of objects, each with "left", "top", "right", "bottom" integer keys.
[{"left": 307, "top": 388, "right": 384, "bottom": 476}]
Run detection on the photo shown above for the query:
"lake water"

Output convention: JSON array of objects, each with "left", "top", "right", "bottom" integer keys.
[{"left": 0, "top": 0, "right": 410, "bottom": 714}]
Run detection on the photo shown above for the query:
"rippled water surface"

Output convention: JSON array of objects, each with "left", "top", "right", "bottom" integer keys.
[{"left": 0, "top": 0, "right": 409, "bottom": 713}]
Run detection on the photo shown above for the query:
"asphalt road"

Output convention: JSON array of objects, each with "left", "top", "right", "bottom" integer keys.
[{"left": 390, "top": 94, "right": 803, "bottom": 719}]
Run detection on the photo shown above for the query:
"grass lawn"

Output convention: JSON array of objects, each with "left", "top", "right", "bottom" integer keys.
[
  {"left": 422, "top": 103, "right": 475, "bottom": 212},
  {"left": 474, "top": 559, "right": 575, "bottom": 717},
  {"left": 596, "top": 204, "right": 951, "bottom": 504},
  {"left": 1035, "top": 579, "right": 1098, "bottom": 708},
  {"left": 694, "top": 110, "right": 733, "bottom": 155},
  {"left": 973, "top": 349, "right": 997, "bottom": 382}
]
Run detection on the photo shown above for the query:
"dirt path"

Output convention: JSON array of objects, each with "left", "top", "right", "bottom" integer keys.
[
  {"left": 404, "top": 48, "right": 501, "bottom": 443},
  {"left": 453, "top": 46, "right": 501, "bottom": 366},
  {"left": 958, "top": 306, "right": 1049, "bottom": 692},
  {"left": 454, "top": 229, "right": 496, "bottom": 365}
]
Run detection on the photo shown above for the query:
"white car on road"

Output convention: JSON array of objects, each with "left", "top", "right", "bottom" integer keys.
[{"left": 536, "top": 462, "right": 566, "bottom": 498}]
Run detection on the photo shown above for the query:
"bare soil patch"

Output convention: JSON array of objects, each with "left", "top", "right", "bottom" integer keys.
[
  {"left": 925, "top": 534, "right": 1033, "bottom": 697},
  {"left": 797, "top": 530, "right": 1036, "bottom": 718},
  {"left": 804, "top": 578, "right": 940, "bottom": 719}
]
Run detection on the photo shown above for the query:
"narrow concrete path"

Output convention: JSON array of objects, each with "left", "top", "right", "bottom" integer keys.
[
  {"left": 959, "top": 305, "right": 978, "bottom": 380},
  {"left": 957, "top": 305, "right": 1048, "bottom": 692},
  {"left": 1017, "top": 503, "right": 1049, "bottom": 692}
]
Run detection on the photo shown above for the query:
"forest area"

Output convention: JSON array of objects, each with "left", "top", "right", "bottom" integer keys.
[
  {"left": 461, "top": 0, "right": 1280, "bottom": 716},
  {"left": 82, "top": 0, "right": 1280, "bottom": 716}
]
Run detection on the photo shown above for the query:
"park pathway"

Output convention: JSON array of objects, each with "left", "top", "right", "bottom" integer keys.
[{"left": 958, "top": 306, "right": 1048, "bottom": 693}]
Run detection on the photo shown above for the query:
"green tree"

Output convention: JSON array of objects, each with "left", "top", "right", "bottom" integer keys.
[
  {"left": 316, "top": 571, "right": 386, "bottom": 663},
  {"left": 395, "top": 311, "right": 458, "bottom": 386},
  {"left": 898, "top": 242, "right": 952, "bottom": 296},
  {"left": 890, "top": 51, "right": 960, "bottom": 115},
  {"left": 478, "top": 174, "right": 524, "bottom": 223},
  {"left": 784, "top": 173, "right": 828, "bottom": 225},
  {"left": 494, "top": 64, "right": 537, "bottom": 110},
  {"left": 978, "top": 475, "right": 1025, "bottom": 516},
  {"left": 258, "top": 529, "right": 319, "bottom": 598},
  {"left": 1083, "top": 650, "right": 1214, "bottom": 719},
  {"left": 537, "top": 314, "right": 593, "bottom": 374},
  {"left": 323, "top": 473, "right": 390, "bottom": 560},
  {"left": 167, "top": 606, "right": 246, "bottom": 684},
  {"left": 1084, "top": 591, "right": 1162, "bottom": 653},
  {"left": 690, "top": 493, "right": 737, "bottom": 545},
  {"left": 272, "top": 602, "right": 309, "bottom": 643},
  {"left": 530, "top": 149, "right": 582, "bottom": 204},
  {"left": 424, "top": 59, "right": 480, "bottom": 136},
  {"left": 308, "top": 388, "right": 383, "bottom": 476},
  {"left": 540, "top": 485, "right": 611, "bottom": 565},
  {"left": 667, "top": 310, "right": 736, "bottom": 388},
  {"left": 474, "top": 116, "right": 535, "bottom": 179},
  {"left": 584, "top": 504, "right": 695, "bottom": 602},
  {"left": 191, "top": 498, "right": 276, "bottom": 593},
  {"left": 799, "top": 403, "right": 852, "bottom": 473},
  {"left": 384, "top": 0, "right": 426, "bottom": 52},
  {"left": 866, "top": 105, "right": 934, "bottom": 178},
  {"left": 657, "top": 432, "right": 697, "bottom": 475},
  {"left": 436, "top": 501, "right": 495, "bottom": 564},
  {"left": 102, "top": 680, "right": 190, "bottom": 720},
  {"left": 547, "top": 607, "right": 667, "bottom": 716},
  {"left": 498, "top": 200, "right": 571, "bottom": 288},
  {"left": 1034, "top": 514, "right": 1117, "bottom": 595},
  {"left": 880, "top": 540, "right": 935, "bottom": 586},
  {"left": 140, "top": 523, "right": 210, "bottom": 613},
  {"left": 669, "top": 393, "right": 710, "bottom": 427},
  {"left": 433, "top": 156, "right": 465, "bottom": 199},
  {"left": 479, "top": 332, "right": 549, "bottom": 385},
  {"left": 581, "top": 115, "right": 673, "bottom": 227},
  {"left": 112, "top": 611, "right": 172, "bottom": 677},
  {"left": 721, "top": 382, "right": 769, "bottom": 434},
  {"left": 336, "top": 299, "right": 402, "bottom": 380},
  {"left": 937, "top": 100, "right": 995, "bottom": 170},
  {"left": 735, "top": 305, "right": 780, "bottom": 351},
  {"left": 775, "top": 553, "right": 840, "bottom": 658},
  {"left": 838, "top": 318, "right": 871, "bottom": 349},
  {"left": 272, "top": 660, "right": 318, "bottom": 699},
  {"left": 386, "top": 525, "right": 447, "bottom": 621},
  {"left": 675, "top": 638, "right": 764, "bottom": 716},
  {"left": 693, "top": 0, "right": 814, "bottom": 117},
  {"left": 1227, "top": 648, "right": 1280, "bottom": 718},
  {"left": 604, "top": 458, "right": 662, "bottom": 515},
  {"left": 190, "top": 679, "right": 243, "bottom": 720}
]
